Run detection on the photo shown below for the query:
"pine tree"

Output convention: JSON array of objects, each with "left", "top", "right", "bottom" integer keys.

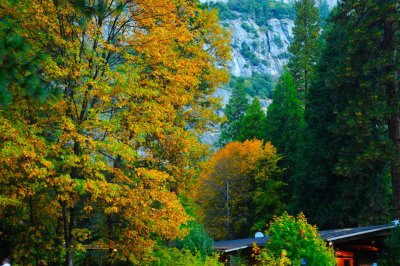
[
  {"left": 288, "top": 0, "right": 321, "bottom": 98},
  {"left": 294, "top": 1, "right": 395, "bottom": 228},
  {"left": 0, "top": 18, "right": 45, "bottom": 106},
  {"left": 266, "top": 70, "right": 304, "bottom": 167},
  {"left": 219, "top": 82, "right": 249, "bottom": 146},
  {"left": 264, "top": 70, "right": 304, "bottom": 210},
  {"left": 237, "top": 98, "right": 267, "bottom": 142},
  {"left": 318, "top": 0, "right": 330, "bottom": 27}
]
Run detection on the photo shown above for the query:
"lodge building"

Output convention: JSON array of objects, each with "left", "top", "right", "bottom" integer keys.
[{"left": 214, "top": 223, "right": 397, "bottom": 265}]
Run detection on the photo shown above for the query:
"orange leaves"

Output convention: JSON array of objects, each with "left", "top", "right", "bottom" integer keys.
[
  {"left": 0, "top": 0, "right": 231, "bottom": 263},
  {"left": 198, "top": 140, "right": 283, "bottom": 239},
  {"left": 202, "top": 140, "right": 271, "bottom": 178}
]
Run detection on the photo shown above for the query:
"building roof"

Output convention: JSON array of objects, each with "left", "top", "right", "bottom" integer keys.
[
  {"left": 214, "top": 237, "right": 269, "bottom": 252},
  {"left": 214, "top": 223, "right": 396, "bottom": 253},
  {"left": 319, "top": 223, "right": 394, "bottom": 242}
]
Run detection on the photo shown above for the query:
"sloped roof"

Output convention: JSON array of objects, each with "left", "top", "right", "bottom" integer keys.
[
  {"left": 214, "top": 223, "right": 395, "bottom": 253},
  {"left": 214, "top": 237, "right": 269, "bottom": 252},
  {"left": 319, "top": 224, "right": 394, "bottom": 242}
]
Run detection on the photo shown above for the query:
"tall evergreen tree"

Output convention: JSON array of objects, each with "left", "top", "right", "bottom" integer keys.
[
  {"left": 219, "top": 82, "right": 249, "bottom": 146},
  {"left": 288, "top": 0, "right": 321, "bottom": 98},
  {"left": 265, "top": 70, "right": 304, "bottom": 209},
  {"left": 237, "top": 98, "right": 267, "bottom": 142},
  {"left": 295, "top": 1, "right": 396, "bottom": 228},
  {"left": 318, "top": 0, "right": 330, "bottom": 26},
  {"left": 266, "top": 70, "right": 304, "bottom": 168}
]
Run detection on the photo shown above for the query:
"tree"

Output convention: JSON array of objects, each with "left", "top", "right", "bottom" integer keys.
[
  {"left": 237, "top": 98, "right": 267, "bottom": 142},
  {"left": 266, "top": 70, "right": 304, "bottom": 174},
  {"left": 253, "top": 212, "right": 336, "bottom": 266},
  {"left": 175, "top": 221, "right": 215, "bottom": 259},
  {"left": 294, "top": 1, "right": 395, "bottom": 228},
  {"left": 197, "top": 140, "right": 284, "bottom": 240},
  {"left": 0, "top": 0, "right": 230, "bottom": 264},
  {"left": 379, "top": 225, "right": 400, "bottom": 265},
  {"left": 288, "top": 0, "right": 321, "bottom": 98},
  {"left": 318, "top": 0, "right": 330, "bottom": 27},
  {"left": 219, "top": 82, "right": 249, "bottom": 146},
  {"left": 0, "top": 17, "right": 46, "bottom": 106}
]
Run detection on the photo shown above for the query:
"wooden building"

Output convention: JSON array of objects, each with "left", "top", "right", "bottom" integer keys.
[{"left": 214, "top": 223, "right": 396, "bottom": 265}]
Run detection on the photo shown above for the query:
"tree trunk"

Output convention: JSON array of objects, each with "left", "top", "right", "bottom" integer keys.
[
  {"left": 62, "top": 204, "right": 76, "bottom": 266},
  {"left": 226, "top": 181, "right": 232, "bottom": 239}
]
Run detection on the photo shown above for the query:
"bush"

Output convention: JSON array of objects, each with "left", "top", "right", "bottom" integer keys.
[
  {"left": 175, "top": 221, "right": 214, "bottom": 258},
  {"left": 378, "top": 225, "right": 400, "bottom": 265},
  {"left": 254, "top": 212, "right": 336, "bottom": 266},
  {"left": 152, "top": 246, "right": 221, "bottom": 266}
]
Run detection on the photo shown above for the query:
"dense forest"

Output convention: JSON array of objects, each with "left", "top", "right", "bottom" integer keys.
[{"left": 0, "top": 0, "right": 399, "bottom": 265}]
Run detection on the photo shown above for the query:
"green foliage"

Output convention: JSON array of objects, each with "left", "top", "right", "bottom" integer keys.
[
  {"left": 230, "top": 73, "right": 274, "bottom": 99},
  {"left": 288, "top": 0, "right": 321, "bottom": 97},
  {"left": 266, "top": 70, "right": 304, "bottom": 166},
  {"left": 254, "top": 213, "right": 336, "bottom": 266},
  {"left": 294, "top": 1, "right": 394, "bottom": 228},
  {"left": 152, "top": 246, "right": 221, "bottom": 266},
  {"left": 240, "top": 42, "right": 259, "bottom": 66},
  {"left": 273, "top": 35, "right": 284, "bottom": 49},
  {"left": 208, "top": 0, "right": 294, "bottom": 25},
  {"left": 265, "top": 70, "right": 304, "bottom": 214},
  {"left": 175, "top": 221, "right": 214, "bottom": 258},
  {"left": 219, "top": 83, "right": 249, "bottom": 146},
  {"left": 252, "top": 144, "right": 286, "bottom": 232},
  {"left": 318, "top": 0, "right": 330, "bottom": 26},
  {"left": 0, "top": 18, "right": 47, "bottom": 106},
  {"left": 241, "top": 22, "right": 256, "bottom": 34},
  {"left": 379, "top": 226, "right": 400, "bottom": 266},
  {"left": 237, "top": 98, "right": 267, "bottom": 142}
]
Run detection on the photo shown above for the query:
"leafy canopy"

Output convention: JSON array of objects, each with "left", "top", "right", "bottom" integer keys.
[{"left": 254, "top": 212, "right": 336, "bottom": 266}]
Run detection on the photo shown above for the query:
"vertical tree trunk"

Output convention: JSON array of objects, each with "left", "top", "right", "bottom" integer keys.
[
  {"left": 384, "top": 16, "right": 400, "bottom": 218},
  {"left": 62, "top": 203, "right": 76, "bottom": 266},
  {"left": 29, "top": 197, "right": 39, "bottom": 266},
  {"left": 226, "top": 181, "right": 232, "bottom": 239}
]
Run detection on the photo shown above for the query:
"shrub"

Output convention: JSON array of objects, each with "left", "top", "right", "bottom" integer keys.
[
  {"left": 378, "top": 225, "right": 400, "bottom": 265},
  {"left": 175, "top": 221, "right": 214, "bottom": 258},
  {"left": 254, "top": 212, "right": 336, "bottom": 266},
  {"left": 152, "top": 246, "right": 221, "bottom": 266}
]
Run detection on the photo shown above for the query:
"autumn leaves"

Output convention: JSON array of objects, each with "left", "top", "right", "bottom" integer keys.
[{"left": 0, "top": 0, "right": 229, "bottom": 264}]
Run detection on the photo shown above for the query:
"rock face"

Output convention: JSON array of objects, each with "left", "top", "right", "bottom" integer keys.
[
  {"left": 200, "top": 0, "right": 338, "bottom": 145},
  {"left": 202, "top": 0, "right": 337, "bottom": 79},
  {"left": 228, "top": 18, "right": 293, "bottom": 79}
]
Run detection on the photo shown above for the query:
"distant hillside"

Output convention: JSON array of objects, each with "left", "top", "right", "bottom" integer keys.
[{"left": 201, "top": 0, "right": 337, "bottom": 99}]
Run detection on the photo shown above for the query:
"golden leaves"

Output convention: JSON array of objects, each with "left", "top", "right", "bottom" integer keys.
[{"left": 1, "top": 0, "right": 231, "bottom": 263}]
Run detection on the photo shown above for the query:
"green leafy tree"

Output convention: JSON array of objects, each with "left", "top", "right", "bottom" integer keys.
[
  {"left": 288, "top": 0, "right": 321, "bottom": 98},
  {"left": 237, "top": 98, "right": 267, "bottom": 142},
  {"left": 378, "top": 225, "right": 400, "bottom": 265},
  {"left": 295, "top": 1, "right": 395, "bottom": 228},
  {"left": 152, "top": 246, "right": 221, "bottom": 266},
  {"left": 254, "top": 212, "right": 336, "bottom": 266},
  {"left": 0, "top": 18, "right": 46, "bottom": 106},
  {"left": 219, "top": 82, "right": 249, "bottom": 146},
  {"left": 0, "top": 0, "right": 230, "bottom": 265},
  {"left": 176, "top": 221, "right": 214, "bottom": 258},
  {"left": 266, "top": 70, "right": 304, "bottom": 172}
]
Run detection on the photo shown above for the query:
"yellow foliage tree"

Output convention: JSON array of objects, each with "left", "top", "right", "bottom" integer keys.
[
  {"left": 197, "top": 140, "right": 284, "bottom": 240},
  {"left": 0, "top": 0, "right": 230, "bottom": 265}
]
